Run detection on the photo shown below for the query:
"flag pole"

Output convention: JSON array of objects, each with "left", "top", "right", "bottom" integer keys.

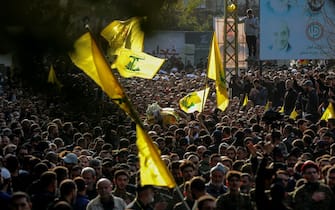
[
  {"left": 175, "top": 186, "right": 191, "bottom": 210},
  {"left": 198, "top": 32, "right": 216, "bottom": 135},
  {"left": 201, "top": 73, "right": 209, "bottom": 113},
  {"left": 201, "top": 32, "right": 215, "bottom": 114}
]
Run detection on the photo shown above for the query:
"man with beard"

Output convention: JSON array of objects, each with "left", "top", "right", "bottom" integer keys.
[
  {"left": 170, "top": 160, "right": 196, "bottom": 209},
  {"left": 87, "top": 178, "right": 126, "bottom": 210},
  {"left": 113, "top": 170, "right": 135, "bottom": 205},
  {"left": 81, "top": 167, "right": 97, "bottom": 200},
  {"left": 127, "top": 185, "right": 155, "bottom": 210},
  {"left": 205, "top": 163, "right": 228, "bottom": 197}
]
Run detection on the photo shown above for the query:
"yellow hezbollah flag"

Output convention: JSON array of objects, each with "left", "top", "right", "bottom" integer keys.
[
  {"left": 112, "top": 48, "right": 164, "bottom": 79},
  {"left": 101, "top": 17, "right": 144, "bottom": 55},
  {"left": 289, "top": 107, "right": 298, "bottom": 120},
  {"left": 136, "top": 124, "right": 176, "bottom": 188},
  {"left": 179, "top": 88, "right": 210, "bottom": 113},
  {"left": 321, "top": 103, "right": 335, "bottom": 121},
  {"left": 48, "top": 65, "right": 63, "bottom": 89},
  {"left": 242, "top": 94, "right": 248, "bottom": 107},
  {"left": 69, "top": 32, "right": 132, "bottom": 116},
  {"left": 279, "top": 105, "right": 284, "bottom": 113},
  {"left": 207, "top": 32, "right": 229, "bottom": 111}
]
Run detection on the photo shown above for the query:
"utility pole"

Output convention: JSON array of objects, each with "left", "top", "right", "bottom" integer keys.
[{"left": 223, "top": 0, "right": 239, "bottom": 76}]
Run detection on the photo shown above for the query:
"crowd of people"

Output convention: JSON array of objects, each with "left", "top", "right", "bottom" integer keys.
[{"left": 0, "top": 59, "right": 335, "bottom": 210}]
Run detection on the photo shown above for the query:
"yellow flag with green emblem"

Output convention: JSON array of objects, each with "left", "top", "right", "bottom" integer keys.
[
  {"left": 101, "top": 17, "right": 144, "bottom": 55},
  {"left": 207, "top": 32, "right": 229, "bottom": 111},
  {"left": 279, "top": 105, "right": 284, "bottom": 113},
  {"left": 136, "top": 124, "right": 176, "bottom": 188},
  {"left": 69, "top": 32, "right": 132, "bottom": 116},
  {"left": 179, "top": 88, "right": 210, "bottom": 113},
  {"left": 321, "top": 103, "right": 335, "bottom": 121},
  {"left": 112, "top": 48, "right": 164, "bottom": 79}
]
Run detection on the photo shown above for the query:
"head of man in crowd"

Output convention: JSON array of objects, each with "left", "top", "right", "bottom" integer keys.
[
  {"left": 209, "top": 163, "right": 228, "bottom": 187},
  {"left": 187, "top": 154, "right": 200, "bottom": 175},
  {"left": 226, "top": 170, "right": 242, "bottom": 193},
  {"left": 62, "top": 153, "right": 78, "bottom": 171},
  {"left": 73, "top": 176, "right": 87, "bottom": 197},
  {"left": 135, "top": 185, "right": 155, "bottom": 206},
  {"left": 78, "top": 155, "right": 89, "bottom": 168},
  {"left": 195, "top": 195, "right": 216, "bottom": 210},
  {"left": 10, "top": 192, "right": 32, "bottom": 210},
  {"left": 326, "top": 166, "right": 335, "bottom": 192},
  {"left": 81, "top": 167, "right": 96, "bottom": 191},
  {"left": 180, "top": 160, "right": 196, "bottom": 182},
  {"left": 89, "top": 159, "right": 102, "bottom": 179},
  {"left": 275, "top": 170, "right": 290, "bottom": 189},
  {"left": 240, "top": 173, "right": 253, "bottom": 193},
  {"left": 113, "top": 169, "right": 130, "bottom": 192},
  {"left": 302, "top": 79, "right": 314, "bottom": 91},
  {"left": 190, "top": 176, "right": 206, "bottom": 200},
  {"left": 96, "top": 178, "right": 113, "bottom": 200},
  {"left": 40, "top": 171, "right": 58, "bottom": 195},
  {"left": 59, "top": 179, "right": 77, "bottom": 205},
  {"left": 301, "top": 160, "right": 320, "bottom": 183}
]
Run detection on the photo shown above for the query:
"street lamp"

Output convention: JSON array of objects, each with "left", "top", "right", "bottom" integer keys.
[{"left": 227, "top": 1, "right": 237, "bottom": 13}]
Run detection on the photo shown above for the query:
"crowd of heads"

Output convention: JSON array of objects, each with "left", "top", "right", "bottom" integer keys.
[{"left": 0, "top": 60, "right": 335, "bottom": 210}]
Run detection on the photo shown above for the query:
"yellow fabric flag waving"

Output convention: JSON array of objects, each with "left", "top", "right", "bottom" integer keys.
[
  {"left": 136, "top": 124, "right": 176, "bottom": 188},
  {"left": 321, "top": 103, "right": 335, "bottom": 121},
  {"left": 69, "top": 32, "right": 132, "bottom": 116},
  {"left": 242, "top": 94, "right": 249, "bottom": 107},
  {"left": 179, "top": 88, "right": 210, "bottom": 113},
  {"left": 101, "top": 17, "right": 144, "bottom": 55},
  {"left": 112, "top": 48, "right": 164, "bottom": 79},
  {"left": 207, "top": 32, "right": 229, "bottom": 111},
  {"left": 264, "top": 101, "right": 270, "bottom": 111},
  {"left": 48, "top": 65, "right": 63, "bottom": 89},
  {"left": 289, "top": 107, "right": 298, "bottom": 120}
]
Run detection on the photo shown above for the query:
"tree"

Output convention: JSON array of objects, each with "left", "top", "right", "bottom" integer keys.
[{"left": 157, "top": 0, "right": 214, "bottom": 31}]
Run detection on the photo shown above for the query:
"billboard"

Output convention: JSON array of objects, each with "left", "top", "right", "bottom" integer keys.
[{"left": 260, "top": 0, "right": 335, "bottom": 60}]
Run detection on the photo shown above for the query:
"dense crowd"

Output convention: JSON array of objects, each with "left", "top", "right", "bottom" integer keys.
[{"left": 0, "top": 60, "right": 335, "bottom": 210}]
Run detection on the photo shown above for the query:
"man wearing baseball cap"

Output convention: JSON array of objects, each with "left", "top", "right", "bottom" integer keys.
[{"left": 293, "top": 160, "right": 335, "bottom": 210}]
